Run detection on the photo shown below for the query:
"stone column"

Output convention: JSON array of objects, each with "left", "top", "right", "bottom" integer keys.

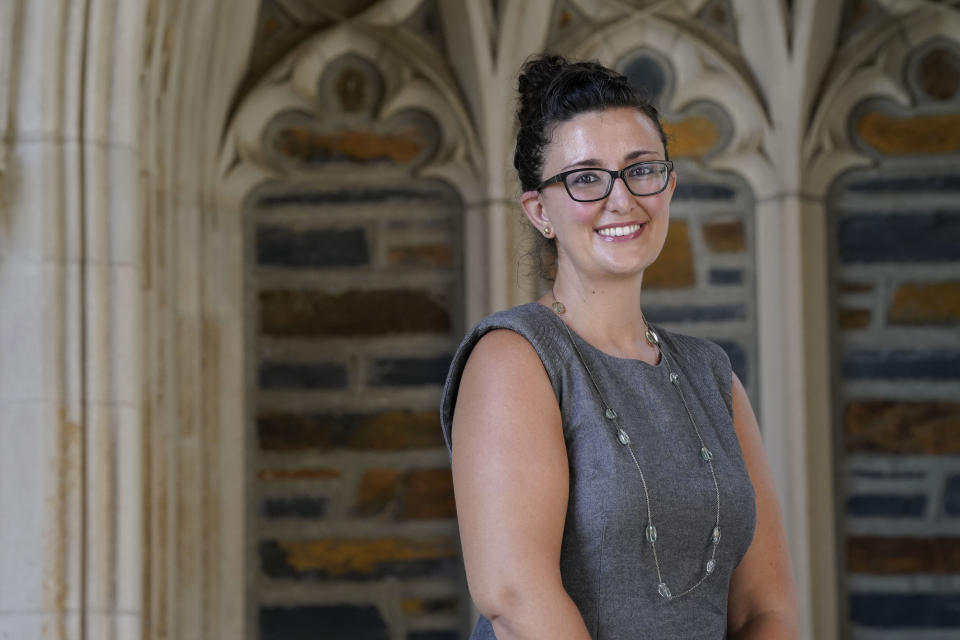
[{"left": 0, "top": 1, "right": 144, "bottom": 638}]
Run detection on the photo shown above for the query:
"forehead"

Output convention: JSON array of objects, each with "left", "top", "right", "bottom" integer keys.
[{"left": 544, "top": 107, "right": 664, "bottom": 167}]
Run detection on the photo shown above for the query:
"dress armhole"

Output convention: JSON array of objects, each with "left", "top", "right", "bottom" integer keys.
[{"left": 440, "top": 319, "right": 563, "bottom": 456}]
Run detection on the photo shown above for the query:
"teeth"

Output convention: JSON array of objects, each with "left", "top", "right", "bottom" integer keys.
[{"left": 597, "top": 224, "right": 642, "bottom": 237}]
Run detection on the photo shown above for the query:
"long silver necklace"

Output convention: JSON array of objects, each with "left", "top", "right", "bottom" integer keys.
[{"left": 550, "top": 293, "right": 721, "bottom": 600}]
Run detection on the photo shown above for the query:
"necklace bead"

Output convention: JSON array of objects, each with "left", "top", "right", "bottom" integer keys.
[
  {"left": 617, "top": 429, "right": 632, "bottom": 445},
  {"left": 646, "top": 524, "right": 658, "bottom": 543},
  {"left": 605, "top": 407, "right": 617, "bottom": 420},
  {"left": 706, "top": 559, "right": 716, "bottom": 574},
  {"left": 700, "top": 446, "right": 714, "bottom": 462},
  {"left": 669, "top": 372, "right": 679, "bottom": 385},
  {"left": 712, "top": 526, "right": 722, "bottom": 545},
  {"left": 657, "top": 582, "right": 672, "bottom": 599}
]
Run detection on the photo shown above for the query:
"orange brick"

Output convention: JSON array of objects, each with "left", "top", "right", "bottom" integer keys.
[
  {"left": 838, "top": 308, "right": 871, "bottom": 329},
  {"left": 277, "top": 537, "right": 457, "bottom": 577},
  {"left": 257, "top": 468, "right": 341, "bottom": 481},
  {"left": 839, "top": 280, "right": 875, "bottom": 294},
  {"left": 888, "top": 281, "right": 960, "bottom": 325},
  {"left": 646, "top": 221, "right": 695, "bottom": 289},
  {"left": 848, "top": 536, "right": 960, "bottom": 574},
  {"left": 662, "top": 116, "right": 721, "bottom": 159},
  {"left": 258, "top": 410, "right": 444, "bottom": 451},
  {"left": 387, "top": 244, "right": 455, "bottom": 268},
  {"left": 702, "top": 219, "right": 746, "bottom": 253},
  {"left": 355, "top": 470, "right": 405, "bottom": 517},
  {"left": 857, "top": 112, "right": 960, "bottom": 155},
  {"left": 354, "top": 468, "right": 456, "bottom": 520},
  {"left": 274, "top": 126, "right": 423, "bottom": 164},
  {"left": 400, "top": 597, "right": 459, "bottom": 615},
  {"left": 402, "top": 469, "right": 456, "bottom": 519},
  {"left": 844, "top": 400, "right": 960, "bottom": 454},
  {"left": 259, "top": 289, "right": 451, "bottom": 336}
]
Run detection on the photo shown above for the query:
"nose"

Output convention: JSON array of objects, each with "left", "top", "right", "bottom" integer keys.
[{"left": 605, "top": 174, "right": 634, "bottom": 212}]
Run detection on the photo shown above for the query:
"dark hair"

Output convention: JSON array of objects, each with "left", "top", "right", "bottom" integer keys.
[{"left": 513, "top": 54, "right": 669, "bottom": 280}]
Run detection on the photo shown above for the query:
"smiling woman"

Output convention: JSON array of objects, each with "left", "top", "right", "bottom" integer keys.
[{"left": 440, "top": 55, "right": 798, "bottom": 640}]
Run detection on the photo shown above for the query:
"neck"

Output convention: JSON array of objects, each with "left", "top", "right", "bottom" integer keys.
[{"left": 546, "top": 270, "right": 655, "bottom": 361}]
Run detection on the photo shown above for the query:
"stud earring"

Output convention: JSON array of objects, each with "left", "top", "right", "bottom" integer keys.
[{"left": 542, "top": 225, "right": 553, "bottom": 238}]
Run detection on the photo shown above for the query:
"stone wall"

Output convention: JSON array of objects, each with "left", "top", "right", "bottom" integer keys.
[
  {"left": 830, "top": 36, "right": 960, "bottom": 638},
  {"left": 246, "top": 54, "right": 466, "bottom": 640},
  {"left": 615, "top": 49, "right": 759, "bottom": 405}
]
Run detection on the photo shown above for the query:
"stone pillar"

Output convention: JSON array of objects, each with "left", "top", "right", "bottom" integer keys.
[{"left": 0, "top": 1, "right": 144, "bottom": 638}]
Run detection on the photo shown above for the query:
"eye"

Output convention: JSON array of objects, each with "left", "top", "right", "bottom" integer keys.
[
  {"left": 570, "top": 170, "right": 602, "bottom": 185},
  {"left": 628, "top": 163, "right": 657, "bottom": 178}
]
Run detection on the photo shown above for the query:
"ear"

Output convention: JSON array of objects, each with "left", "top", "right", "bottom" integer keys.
[
  {"left": 520, "top": 190, "right": 550, "bottom": 234},
  {"left": 664, "top": 168, "right": 678, "bottom": 200}
]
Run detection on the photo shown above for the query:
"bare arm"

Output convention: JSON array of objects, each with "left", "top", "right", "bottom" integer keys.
[
  {"left": 450, "top": 329, "right": 591, "bottom": 640},
  {"left": 726, "top": 372, "right": 799, "bottom": 639}
]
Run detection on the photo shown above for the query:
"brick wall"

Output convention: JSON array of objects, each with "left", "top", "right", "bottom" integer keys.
[
  {"left": 246, "top": 53, "right": 466, "bottom": 640},
  {"left": 617, "top": 50, "right": 759, "bottom": 404},
  {"left": 830, "top": 37, "right": 960, "bottom": 638}
]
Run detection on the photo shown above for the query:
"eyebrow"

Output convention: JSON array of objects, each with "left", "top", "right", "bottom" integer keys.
[{"left": 560, "top": 149, "right": 659, "bottom": 171}]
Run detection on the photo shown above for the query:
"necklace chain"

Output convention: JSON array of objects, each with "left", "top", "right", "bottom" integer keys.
[{"left": 549, "top": 292, "right": 722, "bottom": 600}]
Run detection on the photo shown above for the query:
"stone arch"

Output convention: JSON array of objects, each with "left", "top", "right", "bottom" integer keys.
[
  {"left": 807, "top": 5, "right": 960, "bottom": 637},
  {"left": 218, "top": 22, "right": 481, "bottom": 640}
]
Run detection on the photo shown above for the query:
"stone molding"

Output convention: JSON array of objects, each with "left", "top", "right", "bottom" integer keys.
[{"left": 136, "top": 2, "right": 260, "bottom": 639}]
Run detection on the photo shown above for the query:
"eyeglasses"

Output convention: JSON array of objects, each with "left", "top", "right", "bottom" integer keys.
[{"left": 537, "top": 160, "right": 674, "bottom": 202}]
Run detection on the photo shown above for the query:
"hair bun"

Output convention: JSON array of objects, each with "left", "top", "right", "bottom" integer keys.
[{"left": 517, "top": 55, "right": 568, "bottom": 123}]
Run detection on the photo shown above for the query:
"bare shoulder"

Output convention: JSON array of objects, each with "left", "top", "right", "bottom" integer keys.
[
  {"left": 464, "top": 328, "right": 547, "bottom": 374},
  {"left": 450, "top": 335, "right": 575, "bottom": 631},
  {"left": 454, "top": 328, "right": 559, "bottom": 443}
]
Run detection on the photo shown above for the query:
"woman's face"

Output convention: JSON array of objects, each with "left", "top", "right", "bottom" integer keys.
[{"left": 522, "top": 107, "right": 676, "bottom": 284}]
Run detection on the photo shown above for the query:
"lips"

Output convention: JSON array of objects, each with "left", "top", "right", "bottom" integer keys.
[{"left": 595, "top": 222, "right": 645, "bottom": 238}]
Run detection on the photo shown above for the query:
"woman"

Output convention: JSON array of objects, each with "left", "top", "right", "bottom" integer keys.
[{"left": 440, "top": 55, "right": 797, "bottom": 639}]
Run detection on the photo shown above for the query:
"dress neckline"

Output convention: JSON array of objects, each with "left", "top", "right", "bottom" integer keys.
[{"left": 531, "top": 302, "right": 666, "bottom": 369}]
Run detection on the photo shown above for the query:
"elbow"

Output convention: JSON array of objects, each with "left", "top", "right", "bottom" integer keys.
[
  {"left": 470, "top": 581, "right": 527, "bottom": 623},
  {"left": 728, "top": 608, "right": 798, "bottom": 640}
]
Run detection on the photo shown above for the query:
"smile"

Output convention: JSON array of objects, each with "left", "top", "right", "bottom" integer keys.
[{"left": 595, "top": 223, "right": 645, "bottom": 238}]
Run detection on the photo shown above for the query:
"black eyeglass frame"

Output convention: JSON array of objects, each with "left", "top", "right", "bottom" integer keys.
[{"left": 537, "top": 160, "right": 675, "bottom": 202}]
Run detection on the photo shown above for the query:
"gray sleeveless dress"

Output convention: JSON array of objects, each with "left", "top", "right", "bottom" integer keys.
[{"left": 440, "top": 303, "right": 757, "bottom": 639}]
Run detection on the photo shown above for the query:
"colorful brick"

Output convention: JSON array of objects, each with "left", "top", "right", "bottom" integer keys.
[
  {"left": 355, "top": 469, "right": 456, "bottom": 520},
  {"left": 662, "top": 115, "right": 721, "bottom": 159},
  {"left": 272, "top": 126, "right": 426, "bottom": 165},
  {"left": 387, "top": 244, "right": 456, "bottom": 268},
  {"left": 842, "top": 349, "right": 960, "bottom": 380},
  {"left": 850, "top": 593, "right": 960, "bottom": 627},
  {"left": 838, "top": 308, "right": 871, "bottom": 330},
  {"left": 259, "top": 537, "right": 459, "bottom": 580},
  {"left": 261, "top": 497, "right": 327, "bottom": 519},
  {"left": 260, "top": 289, "right": 452, "bottom": 336},
  {"left": 258, "top": 361, "right": 348, "bottom": 389},
  {"left": 844, "top": 400, "right": 960, "bottom": 454},
  {"left": 257, "top": 410, "right": 445, "bottom": 451},
  {"left": 888, "top": 281, "right": 960, "bottom": 325},
  {"left": 708, "top": 268, "right": 743, "bottom": 285},
  {"left": 846, "top": 494, "right": 927, "bottom": 517},
  {"left": 645, "top": 221, "right": 695, "bottom": 289},
  {"left": 255, "top": 184, "right": 459, "bottom": 209},
  {"left": 259, "top": 604, "right": 389, "bottom": 640},
  {"left": 702, "top": 219, "right": 746, "bottom": 253},
  {"left": 856, "top": 112, "right": 960, "bottom": 155},
  {"left": 367, "top": 356, "right": 453, "bottom": 387},
  {"left": 256, "top": 227, "right": 368, "bottom": 268}
]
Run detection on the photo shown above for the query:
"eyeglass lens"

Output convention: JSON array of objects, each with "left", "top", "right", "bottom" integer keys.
[{"left": 565, "top": 162, "right": 668, "bottom": 201}]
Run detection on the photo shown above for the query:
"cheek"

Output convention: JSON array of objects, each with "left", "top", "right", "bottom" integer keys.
[{"left": 566, "top": 203, "right": 602, "bottom": 228}]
